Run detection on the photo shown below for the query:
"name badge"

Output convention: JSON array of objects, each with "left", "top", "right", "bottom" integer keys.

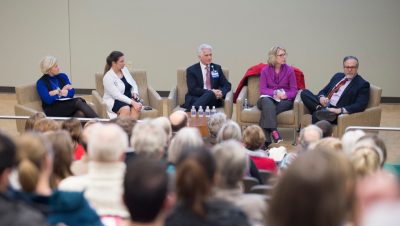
[{"left": 211, "top": 70, "right": 219, "bottom": 78}]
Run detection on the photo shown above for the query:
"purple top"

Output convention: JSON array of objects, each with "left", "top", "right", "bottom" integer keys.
[{"left": 259, "top": 64, "right": 298, "bottom": 100}]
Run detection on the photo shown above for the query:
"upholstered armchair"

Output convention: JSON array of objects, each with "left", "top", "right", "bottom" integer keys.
[
  {"left": 92, "top": 70, "right": 163, "bottom": 119},
  {"left": 299, "top": 84, "right": 382, "bottom": 137},
  {"left": 236, "top": 75, "right": 301, "bottom": 143},
  {"left": 167, "top": 69, "right": 233, "bottom": 118},
  {"left": 14, "top": 84, "right": 43, "bottom": 133}
]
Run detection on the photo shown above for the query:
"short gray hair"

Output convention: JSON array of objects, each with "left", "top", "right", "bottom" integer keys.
[
  {"left": 40, "top": 56, "right": 57, "bottom": 74},
  {"left": 88, "top": 124, "right": 128, "bottom": 162},
  {"left": 131, "top": 120, "right": 167, "bottom": 159},
  {"left": 299, "top": 125, "right": 323, "bottom": 150},
  {"left": 207, "top": 112, "right": 227, "bottom": 137},
  {"left": 151, "top": 117, "right": 172, "bottom": 141},
  {"left": 197, "top": 43, "right": 213, "bottom": 56},
  {"left": 343, "top": 56, "right": 359, "bottom": 67},
  {"left": 216, "top": 121, "right": 242, "bottom": 143},
  {"left": 212, "top": 140, "right": 248, "bottom": 188},
  {"left": 167, "top": 127, "right": 203, "bottom": 163}
]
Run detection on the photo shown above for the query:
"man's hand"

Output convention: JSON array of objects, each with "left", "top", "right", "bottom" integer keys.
[
  {"left": 319, "top": 96, "right": 329, "bottom": 107},
  {"left": 212, "top": 89, "right": 223, "bottom": 99},
  {"left": 62, "top": 84, "right": 73, "bottom": 90},
  {"left": 327, "top": 107, "right": 341, "bottom": 115},
  {"left": 49, "top": 89, "right": 60, "bottom": 96}
]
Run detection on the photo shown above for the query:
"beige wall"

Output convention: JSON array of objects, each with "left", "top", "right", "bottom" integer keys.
[{"left": 1, "top": 0, "right": 399, "bottom": 97}]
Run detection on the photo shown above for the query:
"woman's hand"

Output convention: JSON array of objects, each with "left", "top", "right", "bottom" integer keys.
[
  {"left": 131, "top": 100, "right": 142, "bottom": 111},
  {"left": 60, "top": 89, "right": 68, "bottom": 97},
  {"left": 62, "top": 84, "right": 73, "bottom": 90},
  {"left": 49, "top": 89, "right": 60, "bottom": 96}
]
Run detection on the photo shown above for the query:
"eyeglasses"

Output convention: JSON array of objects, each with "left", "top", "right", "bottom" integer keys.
[
  {"left": 277, "top": 53, "right": 286, "bottom": 57},
  {"left": 344, "top": 66, "right": 358, "bottom": 69}
]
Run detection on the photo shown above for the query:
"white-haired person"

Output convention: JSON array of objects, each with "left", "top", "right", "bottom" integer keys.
[
  {"left": 167, "top": 127, "right": 204, "bottom": 173},
  {"left": 213, "top": 140, "right": 267, "bottom": 226},
  {"left": 58, "top": 123, "right": 129, "bottom": 219},
  {"left": 103, "top": 51, "right": 142, "bottom": 119},
  {"left": 181, "top": 43, "right": 231, "bottom": 110},
  {"left": 204, "top": 112, "right": 227, "bottom": 147},
  {"left": 36, "top": 56, "right": 98, "bottom": 118}
]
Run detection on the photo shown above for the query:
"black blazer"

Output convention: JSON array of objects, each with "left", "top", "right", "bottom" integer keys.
[
  {"left": 318, "top": 73, "right": 370, "bottom": 113},
  {"left": 183, "top": 63, "right": 231, "bottom": 108}
]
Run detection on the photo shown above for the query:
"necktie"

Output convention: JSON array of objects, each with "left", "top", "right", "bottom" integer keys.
[
  {"left": 327, "top": 78, "right": 348, "bottom": 99},
  {"left": 205, "top": 66, "right": 211, "bottom": 90}
]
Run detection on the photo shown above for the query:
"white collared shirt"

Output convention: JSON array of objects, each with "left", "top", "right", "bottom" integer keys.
[
  {"left": 329, "top": 76, "right": 353, "bottom": 107},
  {"left": 200, "top": 61, "right": 209, "bottom": 89}
]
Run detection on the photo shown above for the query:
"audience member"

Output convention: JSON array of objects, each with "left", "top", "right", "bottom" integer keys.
[
  {"left": 341, "top": 130, "right": 366, "bottom": 155},
  {"left": 212, "top": 140, "right": 267, "bottom": 226},
  {"left": 309, "top": 137, "right": 343, "bottom": 153},
  {"left": 152, "top": 117, "right": 173, "bottom": 144},
  {"left": 204, "top": 112, "right": 227, "bottom": 147},
  {"left": 350, "top": 146, "right": 381, "bottom": 177},
  {"left": 109, "top": 116, "right": 137, "bottom": 144},
  {"left": 131, "top": 120, "right": 167, "bottom": 160},
  {"left": 24, "top": 112, "right": 46, "bottom": 132},
  {"left": 62, "top": 118, "right": 85, "bottom": 160},
  {"left": 169, "top": 110, "right": 188, "bottom": 134},
  {"left": 315, "top": 120, "right": 333, "bottom": 137},
  {"left": 166, "top": 146, "right": 250, "bottom": 226},
  {"left": 33, "top": 118, "right": 60, "bottom": 132}
]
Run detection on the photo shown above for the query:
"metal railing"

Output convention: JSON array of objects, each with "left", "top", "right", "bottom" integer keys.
[
  {"left": 0, "top": 115, "right": 110, "bottom": 122},
  {"left": 345, "top": 126, "right": 400, "bottom": 133}
]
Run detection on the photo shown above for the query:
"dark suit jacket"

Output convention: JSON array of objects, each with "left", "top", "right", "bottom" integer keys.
[
  {"left": 318, "top": 73, "right": 370, "bottom": 114},
  {"left": 183, "top": 63, "right": 231, "bottom": 108}
]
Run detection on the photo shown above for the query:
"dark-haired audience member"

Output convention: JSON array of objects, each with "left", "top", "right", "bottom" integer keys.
[
  {"left": 24, "top": 112, "right": 46, "bottom": 132},
  {"left": 62, "top": 118, "right": 85, "bottom": 160},
  {"left": 315, "top": 120, "right": 333, "bottom": 137},
  {"left": 204, "top": 112, "right": 227, "bottom": 147},
  {"left": 213, "top": 140, "right": 267, "bottom": 226},
  {"left": 243, "top": 125, "right": 277, "bottom": 173},
  {"left": 44, "top": 131, "right": 74, "bottom": 188},
  {"left": 268, "top": 150, "right": 356, "bottom": 226},
  {"left": 59, "top": 124, "right": 129, "bottom": 218},
  {"left": 169, "top": 110, "right": 188, "bottom": 135},
  {"left": 166, "top": 146, "right": 250, "bottom": 226},
  {"left": 15, "top": 133, "right": 103, "bottom": 226},
  {"left": 124, "top": 158, "right": 173, "bottom": 226},
  {"left": 0, "top": 132, "right": 48, "bottom": 226}
]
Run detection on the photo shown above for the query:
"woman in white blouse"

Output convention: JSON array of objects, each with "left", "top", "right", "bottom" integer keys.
[{"left": 103, "top": 51, "right": 142, "bottom": 119}]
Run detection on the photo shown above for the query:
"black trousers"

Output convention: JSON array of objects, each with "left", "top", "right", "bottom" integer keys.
[
  {"left": 300, "top": 89, "right": 338, "bottom": 124},
  {"left": 191, "top": 91, "right": 222, "bottom": 110},
  {"left": 44, "top": 97, "right": 98, "bottom": 118}
]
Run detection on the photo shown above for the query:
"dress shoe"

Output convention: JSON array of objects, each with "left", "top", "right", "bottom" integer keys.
[{"left": 316, "top": 108, "right": 337, "bottom": 122}]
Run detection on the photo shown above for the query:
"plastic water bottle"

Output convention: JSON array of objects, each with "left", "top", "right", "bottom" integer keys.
[
  {"left": 211, "top": 106, "right": 217, "bottom": 115},
  {"left": 191, "top": 106, "right": 196, "bottom": 117},
  {"left": 244, "top": 98, "right": 248, "bottom": 109},
  {"left": 198, "top": 106, "right": 204, "bottom": 117},
  {"left": 205, "top": 106, "right": 211, "bottom": 118}
]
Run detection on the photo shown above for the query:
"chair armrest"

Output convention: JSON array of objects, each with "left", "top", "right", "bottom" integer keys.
[
  {"left": 223, "top": 91, "right": 233, "bottom": 119},
  {"left": 293, "top": 91, "right": 301, "bottom": 130},
  {"left": 236, "top": 86, "right": 248, "bottom": 122},
  {"left": 337, "top": 106, "right": 382, "bottom": 137},
  {"left": 91, "top": 90, "right": 108, "bottom": 119},
  {"left": 147, "top": 86, "right": 163, "bottom": 117},
  {"left": 14, "top": 104, "right": 41, "bottom": 133},
  {"left": 167, "top": 87, "right": 178, "bottom": 115}
]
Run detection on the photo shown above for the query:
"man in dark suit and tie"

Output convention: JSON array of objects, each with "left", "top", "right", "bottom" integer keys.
[
  {"left": 301, "top": 56, "right": 370, "bottom": 123},
  {"left": 182, "top": 44, "right": 231, "bottom": 110}
]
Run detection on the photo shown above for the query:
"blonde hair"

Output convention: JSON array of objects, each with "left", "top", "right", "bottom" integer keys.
[
  {"left": 40, "top": 56, "right": 57, "bottom": 74},
  {"left": 243, "top": 125, "right": 266, "bottom": 150},
  {"left": 267, "top": 45, "right": 286, "bottom": 66},
  {"left": 350, "top": 146, "right": 381, "bottom": 177},
  {"left": 16, "top": 133, "right": 52, "bottom": 192},
  {"left": 310, "top": 137, "right": 343, "bottom": 153},
  {"left": 25, "top": 112, "right": 46, "bottom": 132},
  {"left": 33, "top": 118, "right": 60, "bottom": 133}
]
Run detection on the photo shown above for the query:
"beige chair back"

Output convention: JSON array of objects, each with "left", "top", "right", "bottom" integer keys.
[
  {"left": 176, "top": 69, "right": 229, "bottom": 106},
  {"left": 16, "top": 84, "right": 41, "bottom": 105},
  {"left": 247, "top": 76, "right": 261, "bottom": 106},
  {"left": 95, "top": 70, "right": 150, "bottom": 105},
  {"left": 367, "top": 84, "right": 382, "bottom": 108}
]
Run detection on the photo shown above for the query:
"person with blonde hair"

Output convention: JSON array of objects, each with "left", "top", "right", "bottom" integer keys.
[
  {"left": 257, "top": 46, "right": 298, "bottom": 146},
  {"left": 15, "top": 133, "right": 102, "bottom": 226},
  {"left": 32, "top": 118, "right": 60, "bottom": 132},
  {"left": 36, "top": 56, "right": 98, "bottom": 118},
  {"left": 24, "top": 112, "right": 46, "bottom": 132},
  {"left": 350, "top": 145, "right": 382, "bottom": 177},
  {"left": 310, "top": 137, "right": 343, "bottom": 153}
]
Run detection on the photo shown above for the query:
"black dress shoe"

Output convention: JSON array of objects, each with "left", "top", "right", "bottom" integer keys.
[{"left": 316, "top": 108, "right": 337, "bottom": 122}]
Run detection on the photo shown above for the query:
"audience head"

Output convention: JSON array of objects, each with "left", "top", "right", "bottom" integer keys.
[
  {"left": 207, "top": 112, "right": 227, "bottom": 138},
  {"left": 40, "top": 56, "right": 58, "bottom": 74},
  {"left": 80, "top": 122, "right": 102, "bottom": 152},
  {"left": 216, "top": 120, "right": 242, "bottom": 143},
  {"left": 25, "top": 112, "right": 46, "bottom": 132},
  {"left": 298, "top": 125, "right": 322, "bottom": 150},
  {"left": 33, "top": 118, "right": 60, "bottom": 133},
  {"left": 105, "top": 50, "right": 124, "bottom": 74},
  {"left": 212, "top": 140, "right": 247, "bottom": 189},
  {"left": 342, "top": 130, "right": 366, "bottom": 155},
  {"left": 152, "top": 117, "right": 172, "bottom": 142},
  {"left": 350, "top": 146, "right": 381, "bottom": 177},
  {"left": 197, "top": 43, "right": 213, "bottom": 65},
  {"left": 44, "top": 131, "right": 73, "bottom": 188},
  {"left": 131, "top": 120, "right": 167, "bottom": 160},
  {"left": 169, "top": 110, "right": 188, "bottom": 133},
  {"left": 88, "top": 124, "right": 127, "bottom": 162},
  {"left": 61, "top": 118, "right": 82, "bottom": 144},
  {"left": 0, "top": 131, "right": 16, "bottom": 192},
  {"left": 175, "top": 145, "right": 216, "bottom": 217},
  {"left": 268, "top": 150, "right": 355, "bottom": 226},
  {"left": 168, "top": 127, "right": 203, "bottom": 164},
  {"left": 356, "top": 135, "right": 387, "bottom": 166},
  {"left": 124, "top": 158, "right": 170, "bottom": 223},
  {"left": 16, "top": 133, "right": 53, "bottom": 192},
  {"left": 109, "top": 116, "right": 137, "bottom": 143},
  {"left": 267, "top": 45, "right": 287, "bottom": 66},
  {"left": 310, "top": 137, "right": 343, "bottom": 153},
  {"left": 243, "top": 125, "right": 266, "bottom": 151},
  {"left": 315, "top": 120, "right": 333, "bottom": 137}
]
